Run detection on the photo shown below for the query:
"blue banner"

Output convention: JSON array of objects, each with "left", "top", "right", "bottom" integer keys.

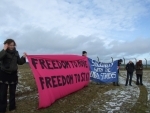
[{"left": 88, "top": 58, "right": 118, "bottom": 83}]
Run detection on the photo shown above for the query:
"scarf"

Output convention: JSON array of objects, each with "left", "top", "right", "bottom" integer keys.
[{"left": 6, "top": 48, "right": 16, "bottom": 54}]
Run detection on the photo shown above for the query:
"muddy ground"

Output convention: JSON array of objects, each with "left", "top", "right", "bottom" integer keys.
[{"left": 5, "top": 64, "right": 150, "bottom": 113}]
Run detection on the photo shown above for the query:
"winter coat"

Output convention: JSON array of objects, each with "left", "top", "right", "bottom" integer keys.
[
  {"left": 0, "top": 49, "right": 26, "bottom": 84},
  {"left": 126, "top": 63, "right": 135, "bottom": 73},
  {"left": 135, "top": 64, "right": 143, "bottom": 75},
  {"left": 0, "top": 49, "right": 26, "bottom": 73}
]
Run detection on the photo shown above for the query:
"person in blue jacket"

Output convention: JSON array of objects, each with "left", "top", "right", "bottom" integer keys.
[{"left": 113, "top": 59, "right": 123, "bottom": 86}]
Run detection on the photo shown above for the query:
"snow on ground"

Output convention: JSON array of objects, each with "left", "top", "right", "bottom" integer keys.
[
  {"left": 17, "top": 93, "right": 38, "bottom": 101},
  {"left": 121, "top": 71, "right": 150, "bottom": 106},
  {"left": 102, "top": 76, "right": 140, "bottom": 113},
  {"left": 141, "top": 71, "right": 150, "bottom": 107},
  {"left": 16, "top": 73, "right": 32, "bottom": 93},
  {"left": 71, "top": 74, "right": 140, "bottom": 113},
  {"left": 14, "top": 70, "right": 150, "bottom": 113}
]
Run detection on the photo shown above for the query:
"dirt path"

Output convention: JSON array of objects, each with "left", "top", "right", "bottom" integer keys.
[
  {"left": 120, "top": 72, "right": 149, "bottom": 113},
  {"left": 5, "top": 65, "right": 150, "bottom": 113}
]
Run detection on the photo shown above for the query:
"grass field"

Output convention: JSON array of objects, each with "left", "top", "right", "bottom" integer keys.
[{"left": 5, "top": 64, "right": 150, "bottom": 113}]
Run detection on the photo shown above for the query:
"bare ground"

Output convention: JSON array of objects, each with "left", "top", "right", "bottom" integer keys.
[{"left": 5, "top": 64, "right": 150, "bottom": 113}]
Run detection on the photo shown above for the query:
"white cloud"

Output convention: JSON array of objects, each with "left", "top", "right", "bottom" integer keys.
[
  {"left": 0, "top": 0, "right": 150, "bottom": 61},
  {"left": 1, "top": 0, "right": 149, "bottom": 36}
]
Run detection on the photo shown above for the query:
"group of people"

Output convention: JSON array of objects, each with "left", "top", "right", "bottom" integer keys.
[
  {"left": 82, "top": 51, "right": 144, "bottom": 87},
  {"left": 113, "top": 59, "right": 144, "bottom": 86},
  {"left": 0, "top": 39, "right": 145, "bottom": 113},
  {"left": 125, "top": 60, "right": 143, "bottom": 86},
  {"left": 0, "top": 40, "right": 88, "bottom": 113}
]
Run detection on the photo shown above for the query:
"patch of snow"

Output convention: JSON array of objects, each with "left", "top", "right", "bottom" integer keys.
[{"left": 103, "top": 76, "right": 140, "bottom": 112}]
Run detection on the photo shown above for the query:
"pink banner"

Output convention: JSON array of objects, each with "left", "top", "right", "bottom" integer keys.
[{"left": 27, "top": 55, "right": 90, "bottom": 108}]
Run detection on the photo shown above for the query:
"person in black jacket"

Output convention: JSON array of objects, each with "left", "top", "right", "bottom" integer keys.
[
  {"left": 125, "top": 61, "right": 135, "bottom": 86},
  {"left": 0, "top": 39, "right": 27, "bottom": 113}
]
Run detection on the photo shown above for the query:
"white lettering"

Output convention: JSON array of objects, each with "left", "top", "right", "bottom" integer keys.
[
  {"left": 94, "top": 67, "right": 103, "bottom": 72},
  {"left": 100, "top": 72, "right": 116, "bottom": 80},
  {"left": 91, "top": 60, "right": 114, "bottom": 68}
]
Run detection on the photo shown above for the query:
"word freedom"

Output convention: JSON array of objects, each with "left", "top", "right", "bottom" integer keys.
[
  {"left": 39, "top": 72, "right": 89, "bottom": 90},
  {"left": 31, "top": 58, "right": 88, "bottom": 69}
]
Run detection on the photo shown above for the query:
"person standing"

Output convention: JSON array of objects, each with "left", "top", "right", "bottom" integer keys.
[
  {"left": 82, "top": 51, "right": 87, "bottom": 56},
  {"left": 125, "top": 61, "right": 135, "bottom": 86},
  {"left": 0, "top": 39, "right": 27, "bottom": 113},
  {"left": 136, "top": 60, "right": 143, "bottom": 85},
  {"left": 113, "top": 59, "right": 122, "bottom": 86}
]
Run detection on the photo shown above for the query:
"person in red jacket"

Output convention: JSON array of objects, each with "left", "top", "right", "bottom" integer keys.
[{"left": 136, "top": 60, "right": 143, "bottom": 85}]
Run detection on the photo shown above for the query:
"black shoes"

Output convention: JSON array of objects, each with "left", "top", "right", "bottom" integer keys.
[{"left": 136, "top": 82, "right": 143, "bottom": 86}]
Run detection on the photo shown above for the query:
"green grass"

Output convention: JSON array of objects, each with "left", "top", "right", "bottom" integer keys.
[{"left": 5, "top": 64, "right": 150, "bottom": 113}]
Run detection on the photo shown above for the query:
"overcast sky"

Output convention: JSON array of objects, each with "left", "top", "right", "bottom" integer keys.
[{"left": 0, "top": 0, "right": 150, "bottom": 63}]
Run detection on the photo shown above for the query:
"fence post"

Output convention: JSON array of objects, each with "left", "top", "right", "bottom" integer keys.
[
  {"left": 111, "top": 57, "right": 113, "bottom": 62},
  {"left": 134, "top": 58, "right": 137, "bottom": 63},
  {"left": 145, "top": 58, "right": 147, "bottom": 69},
  {"left": 97, "top": 56, "right": 100, "bottom": 62},
  {"left": 123, "top": 58, "right": 125, "bottom": 68}
]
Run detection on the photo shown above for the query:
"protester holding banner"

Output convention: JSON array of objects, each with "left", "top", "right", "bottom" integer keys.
[
  {"left": 0, "top": 39, "right": 27, "bottom": 113},
  {"left": 82, "top": 51, "right": 87, "bottom": 56},
  {"left": 125, "top": 61, "right": 135, "bottom": 86},
  {"left": 113, "top": 59, "right": 122, "bottom": 86},
  {"left": 135, "top": 60, "right": 143, "bottom": 85}
]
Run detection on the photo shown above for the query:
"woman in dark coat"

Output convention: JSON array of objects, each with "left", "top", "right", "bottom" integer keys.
[
  {"left": 0, "top": 39, "right": 27, "bottom": 113},
  {"left": 136, "top": 60, "right": 143, "bottom": 85}
]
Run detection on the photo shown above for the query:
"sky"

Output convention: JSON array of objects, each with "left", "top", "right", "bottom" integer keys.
[{"left": 0, "top": 0, "right": 150, "bottom": 63}]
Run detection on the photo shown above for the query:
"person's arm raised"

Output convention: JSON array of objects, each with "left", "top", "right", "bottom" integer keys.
[
  {"left": 0, "top": 44, "right": 8, "bottom": 60},
  {"left": 17, "top": 52, "right": 27, "bottom": 65}
]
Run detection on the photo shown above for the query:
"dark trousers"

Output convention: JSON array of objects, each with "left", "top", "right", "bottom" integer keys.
[
  {"left": 113, "top": 82, "right": 119, "bottom": 85},
  {"left": 125, "top": 72, "right": 133, "bottom": 85},
  {"left": 113, "top": 72, "right": 119, "bottom": 86},
  {"left": 0, "top": 83, "right": 16, "bottom": 112},
  {"left": 136, "top": 74, "right": 143, "bottom": 85}
]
